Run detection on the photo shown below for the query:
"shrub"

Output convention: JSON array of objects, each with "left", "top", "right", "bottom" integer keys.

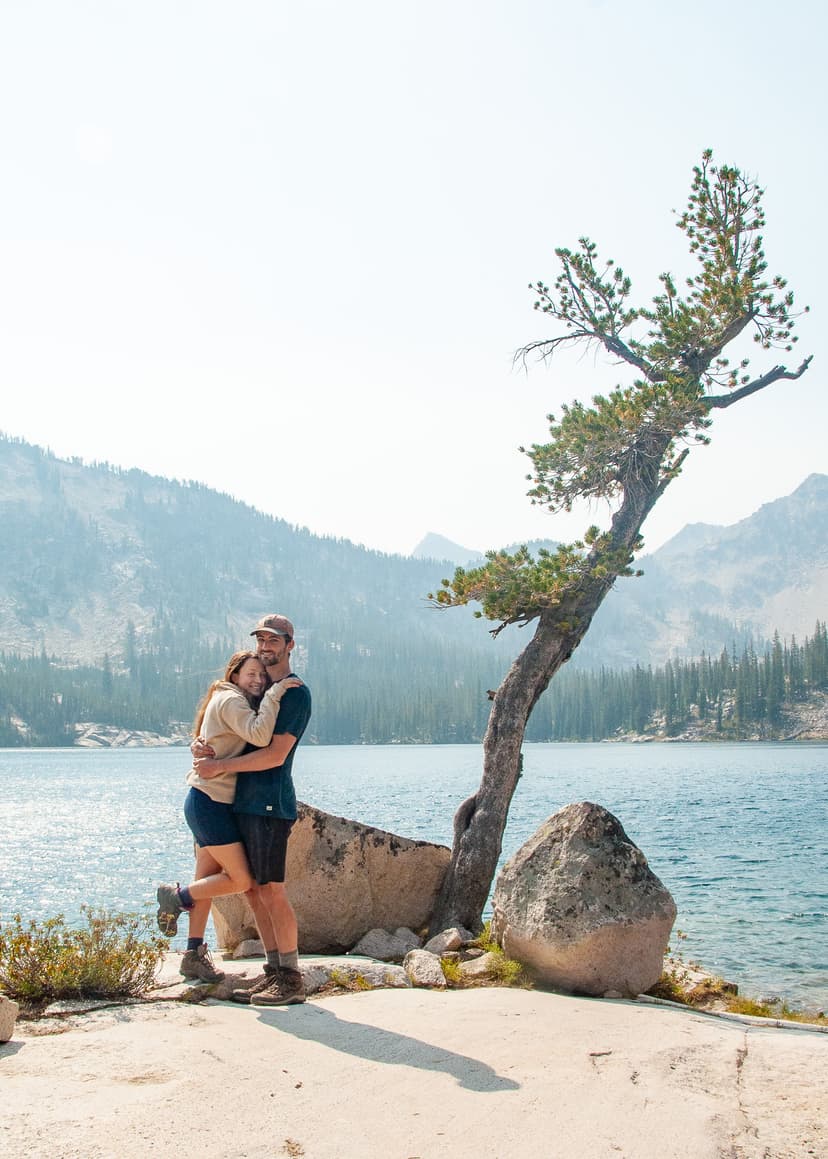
[
  {"left": 488, "top": 953, "right": 528, "bottom": 987},
  {"left": 0, "top": 907, "right": 167, "bottom": 1005}
]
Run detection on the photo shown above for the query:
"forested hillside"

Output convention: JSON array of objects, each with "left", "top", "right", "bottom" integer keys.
[
  {"left": 2, "top": 620, "right": 825, "bottom": 746},
  {"left": 533, "top": 625, "right": 828, "bottom": 741},
  {"left": 0, "top": 434, "right": 825, "bottom": 745}
]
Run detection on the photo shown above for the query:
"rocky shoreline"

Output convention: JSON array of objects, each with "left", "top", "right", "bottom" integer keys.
[
  {"left": 68, "top": 690, "right": 828, "bottom": 746},
  {"left": 605, "top": 691, "right": 828, "bottom": 744},
  {"left": 72, "top": 722, "right": 191, "bottom": 747}
]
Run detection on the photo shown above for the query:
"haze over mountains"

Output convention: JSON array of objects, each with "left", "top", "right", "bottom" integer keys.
[
  {"left": 413, "top": 473, "right": 828, "bottom": 668},
  {"left": 0, "top": 434, "right": 825, "bottom": 679}
]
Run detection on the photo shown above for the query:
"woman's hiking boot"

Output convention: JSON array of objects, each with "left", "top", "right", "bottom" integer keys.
[
  {"left": 250, "top": 967, "right": 306, "bottom": 1006},
  {"left": 156, "top": 883, "right": 184, "bottom": 937},
  {"left": 179, "top": 944, "right": 225, "bottom": 983}
]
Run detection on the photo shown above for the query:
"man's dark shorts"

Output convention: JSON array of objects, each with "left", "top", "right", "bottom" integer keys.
[{"left": 235, "top": 813, "right": 294, "bottom": 884}]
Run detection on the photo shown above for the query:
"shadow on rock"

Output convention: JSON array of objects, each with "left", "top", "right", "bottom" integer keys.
[{"left": 252, "top": 1002, "right": 521, "bottom": 1093}]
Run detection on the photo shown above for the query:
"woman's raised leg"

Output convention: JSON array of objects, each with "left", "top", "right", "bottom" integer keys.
[{"left": 188, "top": 841, "right": 254, "bottom": 900}]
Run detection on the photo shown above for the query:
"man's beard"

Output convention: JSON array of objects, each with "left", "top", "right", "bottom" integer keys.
[{"left": 259, "top": 647, "right": 283, "bottom": 667}]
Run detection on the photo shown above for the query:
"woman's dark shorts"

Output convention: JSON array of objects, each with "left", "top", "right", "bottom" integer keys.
[
  {"left": 234, "top": 813, "right": 294, "bottom": 884},
  {"left": 184, "top": 787, "right": 244, "bottom": 848}
]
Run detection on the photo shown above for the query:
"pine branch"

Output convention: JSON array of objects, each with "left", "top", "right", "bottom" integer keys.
[{"left": 705, "top": 355, "right": 813, "bottom": 410}]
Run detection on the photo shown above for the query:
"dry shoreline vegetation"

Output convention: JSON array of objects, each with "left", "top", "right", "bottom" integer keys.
[
  {"left": 0, "top": 909, "right": 167, "bottom": 1012},
  {"left": 650, "top": 943, "right": 827, "bottom": 1027},
  {"left": 1, "top": 912, "right": 825, "bottom": 1028}
]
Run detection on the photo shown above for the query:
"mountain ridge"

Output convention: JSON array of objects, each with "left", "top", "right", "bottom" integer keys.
[{"left": 0, "top": 434, "right": 824, "bottom": 673}]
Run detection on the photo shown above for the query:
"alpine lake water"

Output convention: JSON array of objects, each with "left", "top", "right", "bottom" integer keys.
[{"left": 2, "top": 741, "right": 826, "bottom": 1011}]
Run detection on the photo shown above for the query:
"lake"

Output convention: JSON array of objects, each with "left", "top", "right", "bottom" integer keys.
[{"left": 2, "top": 742, "right": 826, "bottom": 1009}]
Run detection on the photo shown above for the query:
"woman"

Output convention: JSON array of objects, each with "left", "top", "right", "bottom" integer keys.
[{"left": 156, "top": 651, "right": 299, "bottom": 982}]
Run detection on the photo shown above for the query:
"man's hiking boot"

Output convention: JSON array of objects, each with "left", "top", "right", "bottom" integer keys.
[
  {"left": 230, "top": 964, "right": 280, "bottom": 1005},
  {"left": 250, "top": 967, "right": 306, "bottom": 1007},
  {"left": 179, "top": 944, "right": 225, "bottom": 983},
  {"left": 156, "top": 883, "right": 184, "bottom": 937}
]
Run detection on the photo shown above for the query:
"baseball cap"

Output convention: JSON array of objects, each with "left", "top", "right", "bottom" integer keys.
[{"left": 250, "top": 614, "right": 295, "bottom": 640}]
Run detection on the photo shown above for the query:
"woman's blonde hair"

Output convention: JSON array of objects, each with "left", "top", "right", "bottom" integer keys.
[{"left": 192, "top": 650, "right": 262, "bottom": 738}]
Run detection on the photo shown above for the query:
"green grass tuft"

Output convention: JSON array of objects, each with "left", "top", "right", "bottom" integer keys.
[
  {"left": 440, "top": 957, "right": 463, "bottom": 985},
  {"left": 469, "top": 920, "right": 498, "bottom": 954},
  {"left": 328, "top": 966, "right": 374, "bottom": 992},
  {"left": 488, "top": 953, "right": 528, "bottom": 987}
]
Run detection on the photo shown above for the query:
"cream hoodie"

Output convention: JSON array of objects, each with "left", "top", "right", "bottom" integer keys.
[{"left": 185, "top": 679, "right": 290, "bottom": 804}]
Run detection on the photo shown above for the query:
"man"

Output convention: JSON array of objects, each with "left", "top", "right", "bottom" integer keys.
[{"left": 194, "top": 613, "right": 312, "bottom": 1006}]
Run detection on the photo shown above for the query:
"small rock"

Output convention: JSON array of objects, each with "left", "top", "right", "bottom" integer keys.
[
  {"left": 232, "top": 939, "right": 265, "bottom": 960},
  {"left": 392, "top": 928, "right": 422, "bottom": 953},
  {"left": 350, "top": 928, "right": 416, "bottom": 962},
  {"left": 185, "top": 973, "right": 252, "bottom": 1002},
  {"left": 301, "top": 963, "right": 334, "bottom": 994},
  {"left": 403, "top": 949, "right": 447, "bottom": 988},
  {"left": 603, "top": 990, "right": 624, "bottom": 1000},
  {"left": 319, "top": 961, "right": 410, "bottom": 992},
  {"left": 423, "top": 927, "right": 466, "bottom": 955},
  {"left": 0, "top": 995, "right": 20, "bottom": 1042},
  {"left": 458, "top": 951, "right": 500, "bottom": 981}
]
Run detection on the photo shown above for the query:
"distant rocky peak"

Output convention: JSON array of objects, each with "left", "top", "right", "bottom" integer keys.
[{"left": 410, "top": 532, "right": 483, "bottom": 565}]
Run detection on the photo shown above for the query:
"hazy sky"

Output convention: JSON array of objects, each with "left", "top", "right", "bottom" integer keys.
[{"left": 1, "top": 1, "right": 825, "bottom": 557}]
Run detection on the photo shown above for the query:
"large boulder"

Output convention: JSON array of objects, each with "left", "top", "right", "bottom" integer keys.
[
  {"left": 212, "top": 803, "right": 450, "bottom": 953},
  {"left": 491, "top": 801, "right": 676, "bottom": 997}
]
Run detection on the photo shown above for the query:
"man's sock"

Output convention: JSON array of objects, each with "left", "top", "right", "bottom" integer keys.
[
  {"left": 279, "top": 949, "right": 300, "bottom": 972},
  {"left": 177, "top": 885, "right": 195, "bottom": 909},
  {"left": 187, "top": 937, "right": 204, "bottom": 952},
  {"left": 266, "top": 949, "right": 280, "bottom": 969}
]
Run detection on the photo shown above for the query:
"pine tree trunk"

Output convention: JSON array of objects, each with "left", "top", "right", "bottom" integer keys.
[
  {"left": 428, "top": 606, "right": 596, "bottom": 933},
  {"left": 427, "top": 466, "right": 668, "bottom": 935}
]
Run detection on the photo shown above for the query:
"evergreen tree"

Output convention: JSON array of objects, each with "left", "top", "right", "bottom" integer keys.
[{"left": 428, "top": 152, "right": 812, "bottom": 931}]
